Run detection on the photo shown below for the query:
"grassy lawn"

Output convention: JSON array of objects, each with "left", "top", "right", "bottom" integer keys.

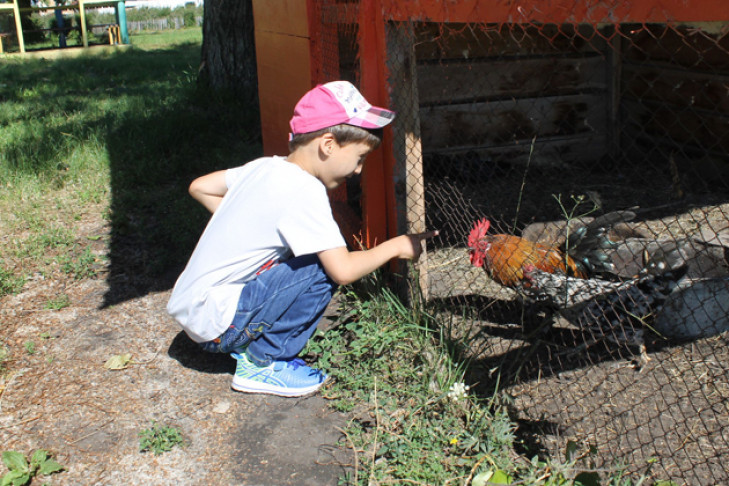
[
  {"left": 0, "top": 27, "right": 260, "bottom": 296},
  {"left": 0, "top": 27, "right": 665, "bottom": 485}
]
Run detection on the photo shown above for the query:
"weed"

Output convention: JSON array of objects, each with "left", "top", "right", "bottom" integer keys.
[
  {"left": 57, "top": 246, "right": 97, "bottom": 280},
  {"left": 45, "top": 293, "right": 71, "bottom": 310},
  {"left": 1, "top": 449, "right": 64, "bottom": 485},
  {"left": 0, "top": 345, "right": 8, "bottom": 373},
  {"left": 23, "top": 341, "right": 35, "bottom": 355},
  {"left": 314, "top": 280, "right": 668, "bottom": 485},
  {"left": 139, "top": 422, "right": 185, "bottom": 456},
  {"left": 0, "top": 264, "right": 24, "bottom": 298}
]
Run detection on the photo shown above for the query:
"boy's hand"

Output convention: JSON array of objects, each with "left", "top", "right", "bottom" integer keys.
[
  {"left": 318, "top": 229, "right": 439, "bottom": 285},
  {"left": 399, "top": 230, "right": 439, "bottom": 260}
]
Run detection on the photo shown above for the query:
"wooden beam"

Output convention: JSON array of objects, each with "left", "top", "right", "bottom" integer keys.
[
  {"left": 358, "top": 0, "right": 391, "bottom": 248},
  {"left": 380, "top": 0, "right": 729, "bottom": 24},
  {"left": 386, "top": 22, "right": 429, "bottom": 298},
  {"left": 12, "top": 0, "right": 24, "bottom": 53},
  {"left": 79, "top": 0, "right": 88, "bottom": 48}
]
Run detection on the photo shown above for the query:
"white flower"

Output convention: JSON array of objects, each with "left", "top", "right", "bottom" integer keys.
[{"left": 447, "top": 382, "right": 469, "bottom": 401}]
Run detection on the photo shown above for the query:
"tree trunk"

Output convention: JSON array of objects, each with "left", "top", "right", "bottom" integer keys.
[{"left": 199, "top": 0, "right": 259, "bottom": 107}]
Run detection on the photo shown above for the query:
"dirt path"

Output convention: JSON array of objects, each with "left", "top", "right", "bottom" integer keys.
[{"left": 0, "top": 267, "right": 350, "bottom": 485}]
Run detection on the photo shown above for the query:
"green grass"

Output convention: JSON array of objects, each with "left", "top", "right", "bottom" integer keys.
[
  {"left": 138, "top": 422, "right": 185, "bottom": 456},
  {"left": 44, "top": 293, "right": 71, "bottom": 311},
  {"left": 0, "top": 27, "right": 668, "bottom": 485},
  {"left": 306, "top": 277, "right": 667, "bottom": 485},
  {"left": 130, "top": 28, "right": 203, "bottom": 49},
  {"left": 0, "top": 27, "right": 261, "bottom": 287}
]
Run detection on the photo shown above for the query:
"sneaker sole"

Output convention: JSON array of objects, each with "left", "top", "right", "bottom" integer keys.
[{"left": 231, "top": 376, "right": 327, "bottom": 397}]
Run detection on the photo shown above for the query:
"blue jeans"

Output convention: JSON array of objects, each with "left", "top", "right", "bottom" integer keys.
[{"left": 199, "top": 254, "right": 336, "bottom": 366}]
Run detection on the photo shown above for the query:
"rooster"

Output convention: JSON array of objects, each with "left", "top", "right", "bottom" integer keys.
[
  {"left": 522, "top": 256, "right": 687, "bottom": 359},
  {"left": 467, "top": 211, "right": 632, "bottom": 289},
  {"left": 520, "top": 249, "right": 672, "bottom": 309}
]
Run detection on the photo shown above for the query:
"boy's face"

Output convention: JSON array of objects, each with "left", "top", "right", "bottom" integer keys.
[{"left": 322, "top": 141, "right": 372, "bottom": 189}]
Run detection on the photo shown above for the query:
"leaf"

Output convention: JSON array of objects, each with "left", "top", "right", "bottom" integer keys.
[
  {"left": 1, "top": 452, "right": 27, "bottom": 474},
  {"left": 29, "top": 450, "right": 47, "bottom": 468},
  {"left": 471, "top": 471, "right": 493, "bottom": 486},
  {"left": 37, "top": 458, "right": 64, "bottom": 476},
  {"left": 10, "top": 472, "right": 31, "bottom": 486},
  {"left": 565, "top": 440, "right": 578, "bottom": 462},
  {"left": 574, "top": 471, "right": 601, "bottom": 486},
  {"left": 104, "top": 353, "right": 132, "bottom": 370},
  {"left": 490, "top": 469, "right": 512, "bottom": 484},
  {"left": 1, "top": 470, "right": 27, "bottom": 486}
]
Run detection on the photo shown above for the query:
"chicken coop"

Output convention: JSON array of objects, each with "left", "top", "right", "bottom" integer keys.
[{"left": 253, "top": 0, "right": 729, "bottom": 483}]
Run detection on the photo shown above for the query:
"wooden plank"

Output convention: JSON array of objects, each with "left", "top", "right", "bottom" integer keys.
[
  {"left": 622, "top": 98, "right": 729, "bottom": 153},
  {"left": 359, "top": 0, "right": 391, "bottom": 247},
  {"left": 254, "top": 30, "right": 311, "bottom": 156},
  {"left": 386, "top": 21, "right": 429, "bottom": 297},
  {"left": 12, "top": 0, "right": 24, "bottom": 53},
  {"left": 10, "top": 0, "right": 119, "bottom": 11},
  {"left": 423, "top": 133, "right": 608, "bottom": 183},
  {"left": 413, "top": 23, "right": 609, "bottom": 62},
  {"left": 622, "top": 64, "right": 729, "bottom": 114},
  {"left": 79, "top": 0, "right": 88, "bottom": 48},
  {"left": 252, "top": 0, "right": 309, "bottom": 37},
  {"left": 420, "top": 93, "right": 607, "bottom": 150},
  {"left": 417, "top": 55, "right": 607, "bottom": 105},
  {"left": 621, "top": 24, "right": 729, "bottom": 70},
  {"left": 380, "top": 0, "right": 729, "bottom": 24}
]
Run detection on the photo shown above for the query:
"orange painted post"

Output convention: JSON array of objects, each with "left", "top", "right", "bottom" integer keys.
[
  {"left": 252, "top": 0, "right": 313, "bottom": 157},
  {"left": 253, "top": 0, "right": 367, "bottom": 247},
  {"left": 381, "top": 0, "right": 729, "bottom": 23},
  {"left": 358, "top": 0, "right": 396, "bottom": 248},
  {"left": 305, "top": 0, "right": 360, "bottom": 245}
]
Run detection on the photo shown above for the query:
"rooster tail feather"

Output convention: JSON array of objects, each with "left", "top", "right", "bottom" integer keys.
[{"left": 565, "top": 210, "right": 635, "bottom": 276}]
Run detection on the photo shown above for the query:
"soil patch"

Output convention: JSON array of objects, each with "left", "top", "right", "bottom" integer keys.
[{"left": 0, "top": 211, "right": 350, "bottom": 485}]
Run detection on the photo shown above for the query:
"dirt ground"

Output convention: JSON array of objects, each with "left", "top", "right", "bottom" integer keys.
[{"left": 0, "top": 208, "right": 352, "bottom": 485}]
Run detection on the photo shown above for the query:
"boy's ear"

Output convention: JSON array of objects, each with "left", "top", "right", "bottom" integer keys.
[{"left": 319, "top": 133, "right": 336, "bottom": 157}]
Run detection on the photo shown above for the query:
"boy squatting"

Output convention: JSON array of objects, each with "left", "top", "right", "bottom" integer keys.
[{"left": 167, "top": 81, "right": 438, "bottom": 397}]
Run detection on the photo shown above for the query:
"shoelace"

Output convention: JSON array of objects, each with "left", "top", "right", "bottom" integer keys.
[
  {"left": 287, "top": 358, "right": 307, "bottom": 370},
  {"left": 287, "top": 358, "right": 325, "bottom": 378}
]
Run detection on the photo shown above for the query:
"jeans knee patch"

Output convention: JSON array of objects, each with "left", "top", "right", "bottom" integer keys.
[{"left": 244, "top": 321, "right": 271, "bottom": 341}]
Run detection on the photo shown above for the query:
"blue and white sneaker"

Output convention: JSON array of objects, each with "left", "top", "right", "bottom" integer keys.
[{"left": 230, "top": 350, "right": 328, "bottom": 397}]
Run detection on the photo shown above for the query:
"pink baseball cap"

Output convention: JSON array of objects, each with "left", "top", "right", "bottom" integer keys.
[{"left": 289, "top": 81, "right": 395, "bottom": 136}]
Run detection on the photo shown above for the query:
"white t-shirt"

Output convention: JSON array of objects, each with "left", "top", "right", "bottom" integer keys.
[{"left": 167, "top": 156, "right": 346, "bottom": 342}]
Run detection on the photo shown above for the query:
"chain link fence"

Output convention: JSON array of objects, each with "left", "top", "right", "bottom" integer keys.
[{"left": 317, "top": 1, "right": 729, "bottom": 483}]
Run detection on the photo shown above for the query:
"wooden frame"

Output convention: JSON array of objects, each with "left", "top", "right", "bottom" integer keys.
[
  {"left": 0, "top": 0, "right": 128, "bottom": 54},
  {"left": 252, "top": 0, "right": 729, "bottom": 264}
]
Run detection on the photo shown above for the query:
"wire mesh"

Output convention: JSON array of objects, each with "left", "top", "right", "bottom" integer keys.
[{"left": 318, "top": 2, "right": 729, "bottom": 483}]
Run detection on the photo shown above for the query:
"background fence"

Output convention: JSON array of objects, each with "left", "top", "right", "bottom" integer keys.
[
  {"left": 317, "top": 1, "right": 729, "bottom": 483},
  {"left": 126, "top": 16, "right": 202, "bottom": 32}
]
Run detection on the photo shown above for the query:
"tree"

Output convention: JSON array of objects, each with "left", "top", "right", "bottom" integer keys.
[{"left": 199, "top": 0, "right": 259, "bottom": 108}]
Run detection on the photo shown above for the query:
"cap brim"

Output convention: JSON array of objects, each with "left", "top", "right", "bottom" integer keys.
[{"left": 349, "top": 106, "right": 396, "bottom": 129}]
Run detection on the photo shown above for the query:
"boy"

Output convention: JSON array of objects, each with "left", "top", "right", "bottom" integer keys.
[{"left": 167, "top": 80, "right": 437, "bottom": 397}]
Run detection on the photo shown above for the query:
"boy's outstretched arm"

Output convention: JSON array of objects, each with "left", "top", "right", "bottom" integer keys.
[
  {"left": 317, "top": 230, "right": 439, "bottom": 285},
  {"left": 189, "top": 170, "right": 228, "bottom": 213}
]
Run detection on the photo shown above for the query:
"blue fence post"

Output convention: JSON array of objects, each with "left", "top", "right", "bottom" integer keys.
[
  {"left": 54, "top": 1, "right": 66, "bottom": 48},
  {"left": 116, "top": 1, "right": 129, "bottom": 44}
]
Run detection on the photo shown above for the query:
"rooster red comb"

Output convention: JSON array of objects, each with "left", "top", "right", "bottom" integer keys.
[{"left": 467, "top": 218, "right": 491, "bottom": 247}]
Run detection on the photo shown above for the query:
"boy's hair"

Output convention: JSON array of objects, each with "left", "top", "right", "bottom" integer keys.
[{"left": 288, "top": 124, "right": 383, "bottom": 153}]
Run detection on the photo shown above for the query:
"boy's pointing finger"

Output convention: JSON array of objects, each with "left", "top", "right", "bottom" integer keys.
[{"left": 420, "top": 230, "right": 439, "bottom": 240}]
